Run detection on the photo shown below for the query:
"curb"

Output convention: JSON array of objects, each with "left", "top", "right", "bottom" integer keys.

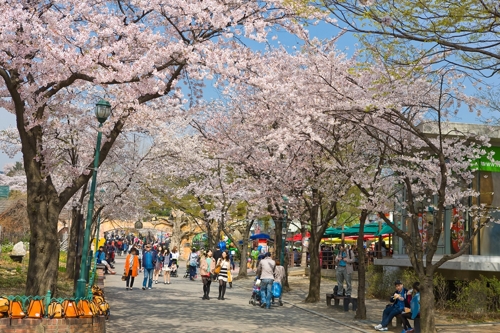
[{"left": 284, "top": 300, "right": 372, "bottom": 333}]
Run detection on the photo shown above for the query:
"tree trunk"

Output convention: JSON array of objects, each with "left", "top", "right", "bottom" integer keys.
[
  {"left": 66, "top": 206, "right": 79, "bottom": 280},
  {"left": 233, "top": 220, "right": 254, "bottom": 280},
  {"left": 301, "top": 224, "right": 308, "bottom": 267},
  {"left": 73, "top": 212, "right": 84, "bottom": 291},
  {"left": 355, "top": 209, "right": 368, "bottom": 319},
  {"left": 420, "top": 275, "right": 437, "bottom": 333},
  {"left": 236, "top": 238, "right": 249, "bottom": 280},
  {"left": 66, "top": 184, "right": 87, "bottom": 280},
  {"left": 305, "top": 237, "right": 321, "bottom": 302},
  {"left": 25, "top": 179, "right": 61, "bottom": 296}
]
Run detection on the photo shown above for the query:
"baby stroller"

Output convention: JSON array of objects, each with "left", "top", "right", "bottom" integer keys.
[
  {"left": 249, "top": 278, "right": 262, "bottom": 306},
  {"left": 170, "top": 263, "right": 178, "bottom": 278},
  {"left": 183, "top": 265, "right": 191, "bottom": 278}
]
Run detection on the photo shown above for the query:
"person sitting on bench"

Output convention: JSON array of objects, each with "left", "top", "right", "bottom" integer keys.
[
  {"left": 374, "top": 280, "right": 409, "bottom": 331},
  {"left": 401, "top": 282, "right": 420, "bottom": 333},
  {"left": 96, "top": 246, "right": 116, "bottom": 274}
]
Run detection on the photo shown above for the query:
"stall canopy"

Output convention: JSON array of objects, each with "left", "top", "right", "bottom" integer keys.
[
  {"left": 250, "top": 233, "right": 272, "bottom": 240},
  {"left": 286, "top": 232, "right": 310, "bottom": 242},
  {"left": 343, "top": 223, "right": 381, "bottom": 236},
  {"left": 374, "top": 224, "right": 396, "bottom": 236},
  {"left": 323, "top": 227, "right": 345, "bottom": 238}
]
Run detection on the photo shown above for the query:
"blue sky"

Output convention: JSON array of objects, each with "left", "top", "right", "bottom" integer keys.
[{"left": 0, "top": 21, "right": 492, "bottom": 170}]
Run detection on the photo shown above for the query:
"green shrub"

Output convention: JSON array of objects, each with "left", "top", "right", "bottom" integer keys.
[
  {"left": 366, "top": 265, "right": 401, "bottom": 299},
  {"left": 449, "top": 276, "right": 500, "bottom": 318},
  {"left": 1, "top": 243, "right": 14, "bottom": 253}
]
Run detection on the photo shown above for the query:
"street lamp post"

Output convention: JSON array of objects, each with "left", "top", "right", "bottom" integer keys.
[
  {"left": 281, "top": 196, "right": 289, "bottom": 267},
  {"left": 75, "top": 99, "right": 111, "bottom": 298}
]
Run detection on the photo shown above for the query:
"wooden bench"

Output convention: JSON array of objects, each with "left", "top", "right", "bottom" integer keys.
[
  {"left": 326, "top": 293, "right": 357, "bottom": 311},
  {"left": 395, "top": 314, "right": 420, "bottom": 332}
]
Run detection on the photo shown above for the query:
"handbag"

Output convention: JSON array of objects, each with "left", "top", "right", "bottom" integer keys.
[
  {"left": 214, "top": 265, "right": 221, "bottom": 275},
  {"left": 121, "top": 273, "right": 127, "bottom": 281},
  {"left": 404, "top": 307, "right": 411, "bottom": 313}
]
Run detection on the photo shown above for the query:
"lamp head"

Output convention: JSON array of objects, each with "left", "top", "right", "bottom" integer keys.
[{"left": 95, "top": 99, "right": 111, "bottom": 123}]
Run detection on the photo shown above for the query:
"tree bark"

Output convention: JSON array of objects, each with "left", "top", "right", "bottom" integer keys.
[
  {"left": 66, "top": 206, "right": 79, "bottom": 280},
  {"left": 355, "top": 209, "right": 368, "bottom": 319},
  {"left": 66, "top": 184, "right": 87, "bottom": 280},
  {"left": 235, "top": 220, "right": 253, "bottom": 280},
  {"left": 305, "top": 237, "right": 321, "bottom": 302},
  {"left": 420, "top": 275, "right": 437, "bottom": 333},
  {"left": 24, "top": 177, "right": 61, "bottom": 296}
]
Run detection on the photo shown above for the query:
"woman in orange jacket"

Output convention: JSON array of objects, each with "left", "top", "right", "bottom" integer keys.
[{"left": 124, "top": 247, "right": 140, "bottom": 290}]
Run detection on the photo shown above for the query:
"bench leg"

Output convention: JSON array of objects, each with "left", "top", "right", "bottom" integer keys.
[{"left": 414, "top": 317, "right": 421, "bottom": 333}]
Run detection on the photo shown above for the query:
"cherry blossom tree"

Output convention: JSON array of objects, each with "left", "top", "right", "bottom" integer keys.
[{"left": 0, "top": 0, "right": 303, "bottom": 295}]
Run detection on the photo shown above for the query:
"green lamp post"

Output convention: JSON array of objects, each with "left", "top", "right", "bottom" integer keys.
[
  {"left": 281, "top": 195, "right": 289, "bottom": 266},
  {"left": 75, "top": 99, "right": 111, "bottom": 298}
]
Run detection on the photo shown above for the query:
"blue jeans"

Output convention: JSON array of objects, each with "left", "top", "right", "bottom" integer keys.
[
  {"left": 189, "top": 265, "right": 197, "bottom": 279},
  {"left": 143, "top": 268, "right": 153, "bottom": 288},
  {"left": 381, "top": 305, "right": 403, "bottom": 327},
  {"left": 260, "top": 279, "right": 273, "bottom": 309}
]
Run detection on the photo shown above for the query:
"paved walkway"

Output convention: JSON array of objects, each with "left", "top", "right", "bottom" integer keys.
[{"left": 105, "top": 258, "right": 499, "bottom": 333}]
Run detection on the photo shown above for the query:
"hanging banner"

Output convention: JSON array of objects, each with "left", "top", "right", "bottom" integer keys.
[{"left": 451, "top": 208, "right": 465, "bottom": 254}]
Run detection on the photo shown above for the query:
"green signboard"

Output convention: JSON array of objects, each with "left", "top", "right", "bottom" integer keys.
[
  {"left": 0, "top": 186, "right": 9, "bottom": 198},
  {"left": 470, "top": 146, "right": 500, "bottom": 172}
]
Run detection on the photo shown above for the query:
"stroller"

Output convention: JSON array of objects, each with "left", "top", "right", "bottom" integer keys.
[
  {"left": 183, "top": 265, "right": 191, "bottom": 278},
  {"left": 170, "top": 263, "right": 178, "bottom": 278},
  {"left": 249, "top": 278, "right": 262, "bottom": 306}
]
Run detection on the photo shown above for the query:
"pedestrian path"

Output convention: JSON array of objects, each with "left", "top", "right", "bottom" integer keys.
[
  {"left": 105, "top": 258, "right": 366, "bottom": 333},
  {"left": 105, "top": 258, "right": 500, "bottom": 333}
]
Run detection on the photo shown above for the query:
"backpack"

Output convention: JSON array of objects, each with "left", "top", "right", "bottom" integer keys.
[
  {"left": 0, "top": 297, "right": 8, "bottom": 313},
  {"left": 47, "top": 300, "right": 64, "bottom": 319},
  {"left": 77, "top": 299, "right": 95, "bottom": 318},
  {"left": 62, "top": 300, "right": 78, "bottom": 318},
  {"left": 189, "top": 253, "right": 198, "bottom": 267},
  {"left": 0, "top": 297, "right": 8, "bottom": 318},
  {"left": 92, "top": 285, "right": 104, "bottom": 297},
  {"left": 8, "top": 300, "right": 25, "bottom": 319},
  {"left": 26, "top": 299, "right": 44, "bottom": 318},
  {"left": 92, "top": 295, "right": 109, "bottom": 319}
]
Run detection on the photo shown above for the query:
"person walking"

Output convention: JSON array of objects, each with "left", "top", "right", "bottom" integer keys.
[
  {"left": 335, "top": 244, "right": 354, "bottom": 297},
  {"left": 124, "top": 248, "right": 140, "bottom": 290},
  {"left": 162, "top": 248, "right": 173, "bottom": 284},
  {"left": 171, "top": 246, "right": 179, "bottom": 275},
  {"left": 188, "top": 247, "right": 199, "bottom": 281},
  {"left": 216, "top": 251, "right": 231, "bottom": 300},
  {"left": 256, "top": 252, "right": 275, "bottom": 309},
  {"left": 142, "top": 244, "right": 156, "bottom": 290},
  {"left": 153, "top": 245, "right": 163, "bottom": 284},
  {"left": 200, "top": 250, "right": 216, "bottom": 300},
  {"left": 273, "top": 259, "right": 285, "bottom": 306}
]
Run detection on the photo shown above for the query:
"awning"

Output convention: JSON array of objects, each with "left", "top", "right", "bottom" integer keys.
[
  {"left": 250, "top": 233, "right": 272, "bottom": 240},
  {"left": 374, "top": 224, "right": 396, "bottom": 236},
  {"left": 286, "top": 232, "right": 311, "bottom": 241}
]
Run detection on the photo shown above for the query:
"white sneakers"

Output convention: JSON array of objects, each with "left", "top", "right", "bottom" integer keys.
[{"left": 374, "top": 324, "right": 388, "bottom": 331}]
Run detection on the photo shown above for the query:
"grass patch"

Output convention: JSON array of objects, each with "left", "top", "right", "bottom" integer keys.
[{"left": 0, "top": 249, "right": 74, "bottom": 298}]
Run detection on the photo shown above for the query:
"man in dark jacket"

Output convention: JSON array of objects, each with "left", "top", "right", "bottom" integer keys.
[
  {"left": 213, "top": 245, "right": 222, "bottom": 263},
  {"left": 374, "top": 280, "right": 409, "bottom": 331},
  {"left": 142, "top": 244, "right": 157, "bottom": 290}
]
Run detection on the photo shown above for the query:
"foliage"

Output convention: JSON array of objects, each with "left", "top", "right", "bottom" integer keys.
[
  {"left": 321, "top": 0, "right": 500, "bottom": 76},
  {"left": 449, "top": 276, "right": 500, "bottom": 318}
]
